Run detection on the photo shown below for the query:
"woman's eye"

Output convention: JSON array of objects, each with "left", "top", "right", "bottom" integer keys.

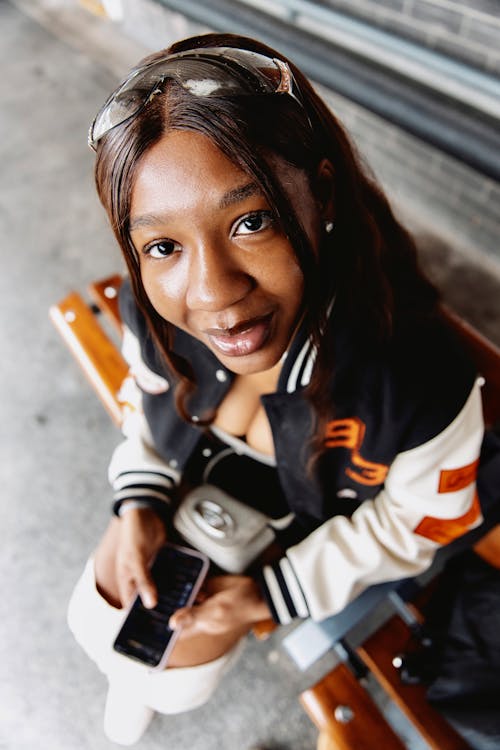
[
  {"left": 144, "top": 240, "right": 178, "bottom": 259},
  {"left": 233, "top": 211, "right": 274, "bottom": 236}
]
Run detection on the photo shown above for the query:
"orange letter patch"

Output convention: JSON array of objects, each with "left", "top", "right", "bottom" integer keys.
[
  {"left": 324, "top": 417, "right": 389, "bottom": 486},
  {"left": 324, "top": 418, "right": 365, "bottom": 450}
]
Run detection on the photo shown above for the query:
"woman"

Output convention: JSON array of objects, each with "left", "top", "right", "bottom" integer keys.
[{"left": 68, "top": 32, "right": 485, "bottom": 745}]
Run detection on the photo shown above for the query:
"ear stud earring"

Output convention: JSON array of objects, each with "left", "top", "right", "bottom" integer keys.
[{"left": 324, "top": 220, "right": 334, "bottom": 234}]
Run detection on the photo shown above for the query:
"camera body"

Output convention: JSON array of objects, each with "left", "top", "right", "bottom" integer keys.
[{"left": 173, "top": 484, "right": 275, "bottom": 573}]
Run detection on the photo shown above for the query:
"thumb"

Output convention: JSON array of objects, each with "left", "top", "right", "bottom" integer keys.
[{"left": 169, "top": 607, "right": 195, "bottom": 631}]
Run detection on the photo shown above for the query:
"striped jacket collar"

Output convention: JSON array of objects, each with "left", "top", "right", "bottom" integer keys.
[{"left": 278, "top": 296, "right": 336, "bottom": 394}]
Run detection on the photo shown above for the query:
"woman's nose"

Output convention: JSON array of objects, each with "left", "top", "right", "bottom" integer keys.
[{"left": 185, "top": 241, "right": 254, "bottom": 312}]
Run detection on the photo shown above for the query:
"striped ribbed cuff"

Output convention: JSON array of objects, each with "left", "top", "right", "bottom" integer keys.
[
  {"left": 259, "top": 557, "right": 310, "bottom": 625},
  {"left": 111, "top": 470, "right": 175, "bottom": 523},
  {"left": 112, "top": 469, "right": 176, "bottom": 496}
]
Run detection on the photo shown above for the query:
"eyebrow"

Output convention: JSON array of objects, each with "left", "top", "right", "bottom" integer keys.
[
  {"left": 129, "top": 213, "right": 168, "bottom": 232},
  {"left": 129, "top": 182, "right": 262, "bottom": 232},
  {"left": 218, "top": 182, "right": 261, "bottom": 209}
]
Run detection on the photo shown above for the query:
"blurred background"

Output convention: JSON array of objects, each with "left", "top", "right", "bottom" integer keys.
[{"left": 1, "top": 1, "right": 499, "bottom": 748}]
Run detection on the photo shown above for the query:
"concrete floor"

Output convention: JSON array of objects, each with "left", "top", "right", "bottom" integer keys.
[
  {"left": 1, "top": 2, "right": 499, "bottom": 750},
  {"left": 0, "top": 4, "right": 326, "bottom": 748}
]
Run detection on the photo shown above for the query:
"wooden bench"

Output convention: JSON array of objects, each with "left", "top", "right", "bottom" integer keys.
[{"left": 50, "top": 274, "right": 500, "bottom": 749}]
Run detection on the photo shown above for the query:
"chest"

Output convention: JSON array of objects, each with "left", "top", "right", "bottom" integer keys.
[{"left": 212, "top": 368, "right": 280, "bottom": 457}]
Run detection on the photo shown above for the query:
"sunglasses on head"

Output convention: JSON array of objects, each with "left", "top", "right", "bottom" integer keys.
[{"left": 88, "top": 46, "right": 307, "bottom": 151}]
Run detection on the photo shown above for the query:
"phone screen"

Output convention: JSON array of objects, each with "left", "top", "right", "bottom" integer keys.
[{"left": 113, "top": 544, "right": 209, "bottom": 669}]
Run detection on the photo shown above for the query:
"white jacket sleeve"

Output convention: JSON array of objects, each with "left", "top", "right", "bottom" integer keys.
[
  {"left": 261, "top": 379, "right": 485, "bottom": 624},
  {"left": 107, "top": 325, "right": 180, "bottom": 512}
]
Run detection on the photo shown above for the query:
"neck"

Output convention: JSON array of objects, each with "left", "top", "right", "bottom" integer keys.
[{"left": 235, "top": 358, "right": 283, "bottom": 396}]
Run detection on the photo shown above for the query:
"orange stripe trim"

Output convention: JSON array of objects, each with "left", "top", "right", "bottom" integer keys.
[
  {"left": 413, "top": 491, "right": 481, "bottom": 545},
  {"left": 438, "top": 458, "right": 479, "bottom": 493}
]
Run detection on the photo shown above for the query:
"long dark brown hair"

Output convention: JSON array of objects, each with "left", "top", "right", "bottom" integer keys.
[{"left": 94, "top": 32, "right": 439, "bottom": 454}]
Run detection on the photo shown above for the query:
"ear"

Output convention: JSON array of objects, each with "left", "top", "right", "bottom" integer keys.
[{"left": 314, "top": 158, "right": 335, "bottom": 223}]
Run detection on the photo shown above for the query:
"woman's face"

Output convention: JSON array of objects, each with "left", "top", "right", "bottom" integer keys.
[{"left": 129, "top": 129, "right": 322, "bottom": 375}]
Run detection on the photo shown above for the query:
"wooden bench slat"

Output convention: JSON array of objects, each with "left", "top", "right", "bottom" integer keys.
[
  {"left": 357, "top": 615, "right": 470, "bottom": 750},
  {"left": 300, "top": 662, "right": 407, "bottom": 750},
  {"left": 49, "top": 291, "right": 128, "bottom": 427},
  {"left": 251, "top": 618, "right": 277, "bottom": 640},
  {"left": 87, "top": 274, "right": 124, "bottom": 335}
]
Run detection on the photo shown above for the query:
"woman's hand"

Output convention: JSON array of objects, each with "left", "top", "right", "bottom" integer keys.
[
  {"left": 115, "top": 506, "right": 167, "bottom": 608},
  {"left": 169, "top": 575, "right": 271, "bottom": 636}
]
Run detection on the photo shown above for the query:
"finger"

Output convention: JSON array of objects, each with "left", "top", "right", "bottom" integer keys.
[
  {"left": 117, "top": 557, "right": 158, "bottom": 609},
  {"left": 138, "top": 586, "right": 157, "bottom": 609},
  {"left": 116, "top": 573, "right": 137, "bottom": 608},
  {"left": 124, "top": 550, "right": 158, "bottom": 608},
  {"left": 135, "top": 571, "right": 158, "bottom": 609}
]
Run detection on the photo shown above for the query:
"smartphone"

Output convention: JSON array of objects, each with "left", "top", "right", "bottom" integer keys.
[{"left": 113, "top": 543, "right": 209, "bottom": 669}]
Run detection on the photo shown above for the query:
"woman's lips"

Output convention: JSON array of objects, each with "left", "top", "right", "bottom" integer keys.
[{"left": 205, "top": 313, "right": 274, "bottom": 357}]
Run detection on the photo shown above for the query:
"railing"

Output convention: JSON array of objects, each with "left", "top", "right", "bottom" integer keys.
[{"left": 156, "top": 0, "right": 500, "bottom": 181}]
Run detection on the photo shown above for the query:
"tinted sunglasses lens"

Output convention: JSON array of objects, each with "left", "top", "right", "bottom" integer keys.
[
  {"left": 90, "top": 49, "right": 293, "bottom": 148},
  {"left": 91, "top": 87, "right": 148, "bottom": 145}
]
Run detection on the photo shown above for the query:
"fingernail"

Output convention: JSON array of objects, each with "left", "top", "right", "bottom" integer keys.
[{"left": 141, "top": 591, "right": 155, "bottom": 609}]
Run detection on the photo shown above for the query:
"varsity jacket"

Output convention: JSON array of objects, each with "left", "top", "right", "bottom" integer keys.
[{"left": 109, "top": 279, "right": 485, "bottom": 625}]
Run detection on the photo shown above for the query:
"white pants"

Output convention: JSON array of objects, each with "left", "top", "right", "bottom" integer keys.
[{"left": 67, "top": 557, "right": 246, "bottom": 715}]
